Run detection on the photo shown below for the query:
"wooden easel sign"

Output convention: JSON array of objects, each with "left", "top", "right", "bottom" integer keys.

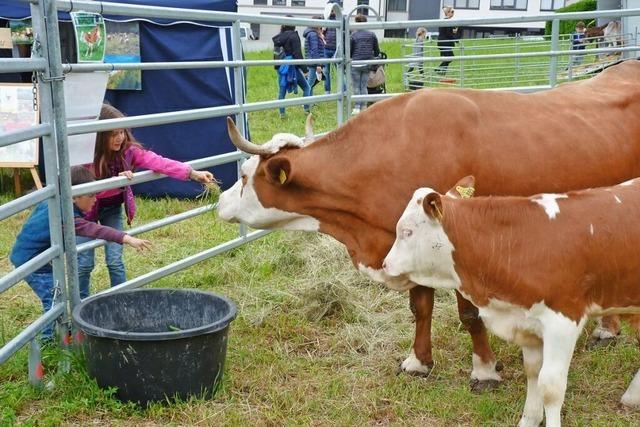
[{"left": 0, "top": 83, "right": 42, "bottom": 196}]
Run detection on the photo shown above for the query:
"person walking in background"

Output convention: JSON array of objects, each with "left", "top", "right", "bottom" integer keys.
[
  {"left": 322, "top": 9, "right": 337, "bottom": 93},
  {"left": 571, "top": 21, "right": 587, "bottom": 66},
  {"left": 78, "top": 104, "right": 213, "bottom": 294},
  {"left": 10, "top": 167, "right": 151, "bottom": 340},
  {"left": 273, "top": 21, "right": 311, "bottom": 119},
  {"left": 304, "top": 16, "right": 326, "bottom": 95},
  {"left": 436, "top": 6, "right": 459, "bottom": 76},
  {"left": 350, "top": 14, "right": 380, "bottom": 115},
  {"left": 407, "top": 27, "right": 427, "bottom": 90}
]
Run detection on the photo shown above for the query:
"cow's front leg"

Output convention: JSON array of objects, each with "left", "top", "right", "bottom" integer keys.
[
  {"left": 588, "top": 315, "right": 621, "bottom": 348},
  {"left": 455, "top": 291, "right": 502, "bottom": 392},
  {"left": 400, "top": 286, "right": 434, "bottom": 376},
  {"left": 538, "top": 312, "right": 585, "bottom": 427},
  {"left": 518, "top": 344, "right": 544, "bottom": 427}
]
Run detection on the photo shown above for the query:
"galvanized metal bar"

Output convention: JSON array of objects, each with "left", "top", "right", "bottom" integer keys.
[
  {"left": 549, "top": 19, "right": 560, "bottom": 87},
  {"left": 76, "top": 204, "right": 217, "bottom": 253},
  {"left": 336, "top": 7, "right": 345, "bottom": 125},
  {"left": 28, "top": 339, "right": 43, "bottom": 387},
  {"left": 66, "top": 93, "right": 340, "bottom": 135},
  {"left": 98, "top": 229, "right": 271, "bottom": 296},
  {"left": 0, "top": 246, "right": 62, "bottom": 294},
  {"left": 0, "top": 303, "right": 64, "bottom": 365},
  {"left": 55, "top": 0, "right": 341, "bottom": 27},
  {"left": 0, "top": 186, "right": 55, "bottom": 222},
  {"left": 38, "top": 0, "right": 81, "bottom": 315},
  {"left": 353, "top": 8, "right": 640, "bottom": 30},
  {"left": 352, "top": 46, "right": 640, "bottom": 67},
  {"left": 0, "top": 57, "right": 47, "bottom": 73},
  {"left": 63, "top": 58, "right": 342, "bottom": 73},
  {"left": 344, "top": 14, "right": 352, "bottom": 117},
  {"left": 0, "top": 124, "right": 52, "bottom": 149},
  {"left": 70, "top": 151, "right": 247, "bottom": 196}
]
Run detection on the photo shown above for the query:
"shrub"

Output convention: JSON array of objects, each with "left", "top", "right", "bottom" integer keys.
[{"left": 544, "top": 0, "right": 597, "bottom": 36}]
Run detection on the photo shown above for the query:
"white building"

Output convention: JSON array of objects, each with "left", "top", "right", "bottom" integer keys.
[{"left": 238, "top": 0, "right": 621, "bottom": 41}]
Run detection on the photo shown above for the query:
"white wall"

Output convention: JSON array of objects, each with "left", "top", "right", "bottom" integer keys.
[
  {"left": 622, "top": 0, "right": 640, "bottom": 58},
  {"left": 445, "top": 0, "right": 557, "bottom": 30}
]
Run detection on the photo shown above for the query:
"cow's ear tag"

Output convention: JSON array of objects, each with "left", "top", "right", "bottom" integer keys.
[
  {"left": 279, "top": 168, "right": 287, "bottom": 184},
  {"left": 456, "top": 185, "right": 475, "bottom": 199}
]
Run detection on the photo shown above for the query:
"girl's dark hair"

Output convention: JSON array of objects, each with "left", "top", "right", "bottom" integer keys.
[
  {"left": 70, "top": 165, "right": 96, "bottom": 186},
  {"left": 93, "top": 103, "right": 142, "bottom": 179},
  {"left": 355, "top": 14, "right": 367, "bottom": 23}
]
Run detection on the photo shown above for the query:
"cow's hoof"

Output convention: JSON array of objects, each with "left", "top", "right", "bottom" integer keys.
[
  {"left": 397, "top": 351, "right": 434, "bottom": 378},
  {"left": 470, "top": 378, "right": 501, "bottom": 393},
  {"left": 587, "top": 335, "right": 618, "bottom": 350}
]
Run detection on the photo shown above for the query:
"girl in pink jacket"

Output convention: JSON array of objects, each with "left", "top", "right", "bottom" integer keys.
[{"left": 79, "top": 104, "right": 213, "bottom": 292}]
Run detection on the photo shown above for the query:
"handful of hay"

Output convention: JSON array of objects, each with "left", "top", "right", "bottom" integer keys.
[{"left": 198, "top": 180, "right": 222, "bottom": 205}]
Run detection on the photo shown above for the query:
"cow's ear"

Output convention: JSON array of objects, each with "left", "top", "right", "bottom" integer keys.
[
  {"left": 446, "top": 175, "right": 475, "bottom": 199},
  {"left": 423, "top": 192, "right": 444, "bottom": 221},
  {"left": 265, "top": 157, "right": 292, "bottom": 185}
]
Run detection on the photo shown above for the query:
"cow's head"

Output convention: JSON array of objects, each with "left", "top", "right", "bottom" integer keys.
[
  {"left": 217, "top": 116, "right": 321, "bottom": 231},
  {"left": 383, "top": 176, "right": 475, "bottom": 287}
]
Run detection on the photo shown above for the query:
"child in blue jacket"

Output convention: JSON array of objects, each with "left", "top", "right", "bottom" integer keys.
[{"left": 10, "top": 166, "right": 150, "bottom": 340}]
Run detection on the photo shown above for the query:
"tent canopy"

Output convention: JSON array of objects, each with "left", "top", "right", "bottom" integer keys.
[{"left": 1, "top": 0, "right": 240, "bottom": 197}]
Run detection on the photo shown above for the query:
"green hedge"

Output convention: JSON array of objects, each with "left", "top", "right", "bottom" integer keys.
[{"left": 544, "top": 0, "right": 597, "bottom": 35}]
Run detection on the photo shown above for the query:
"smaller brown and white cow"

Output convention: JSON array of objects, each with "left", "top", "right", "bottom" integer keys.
[{"left": 382, "top": 176, "right": 640, "bottom": 427}]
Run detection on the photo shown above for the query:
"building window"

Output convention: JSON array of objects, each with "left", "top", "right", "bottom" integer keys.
[
  {"left": 540, "top": 0, "right": 564, "bottom": 10},
  {"left": 387, "top": 0, "right": 407, "bottom": 12},
  {"left": 272, "top": 0, "right": 286, "bottom": 5},
  {"left": 490, "top": 0, "right": 527, "bottom": 11},
  {"left": 357, "top": 0, "right": 369, "bottom": 16},
  {"left": 291, "top": 0, "right": 305, "bottom": 5},
  {"left": 253, "top": 0, "right": 267, "bottom": 4},
  {"left": 443, "top": 0, "right": 480, "bottom": 9}
]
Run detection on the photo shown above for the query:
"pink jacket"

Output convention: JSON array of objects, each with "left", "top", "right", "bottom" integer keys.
[{"left": 86, "top": 146, "right": 192, "bottom": 224}]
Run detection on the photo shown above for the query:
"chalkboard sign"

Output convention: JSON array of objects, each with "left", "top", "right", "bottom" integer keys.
[{"left": 0, "top": 83, "right": 39, "bottom": 167}]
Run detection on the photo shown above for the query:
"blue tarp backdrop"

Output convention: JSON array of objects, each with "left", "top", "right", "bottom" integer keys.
[{"left": 1, "top": 0, "right": 240, "bottom": 197}]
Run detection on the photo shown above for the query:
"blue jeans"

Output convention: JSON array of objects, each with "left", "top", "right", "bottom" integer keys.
[
  {"left": 350, "top": 66, "right": 370, "bottom": 110},
  {"left": 25, "top": 270, "right": 56, "bottom": 339},
  {"left": 323, "top": 49, "right": 335, "bottom": 93},
  {"left": 77, "top": 204, "right": 126, "bottom": 297},
  {"left": 278, "top": 67, "right": 311, "bottom": 116}
]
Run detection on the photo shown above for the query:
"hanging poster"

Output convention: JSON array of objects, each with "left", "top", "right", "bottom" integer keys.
[
  {"left": 9, "top": 20, "right": 33, "bottom": 45},
  {"left": 71, "top": 12, "right": 106, "bottom": 63},
  {"left": 0, "top": 83, "right": 39, "bottom": 167},
  {"left": 104, "top": 21, "right": 142, "bottom": 90}
]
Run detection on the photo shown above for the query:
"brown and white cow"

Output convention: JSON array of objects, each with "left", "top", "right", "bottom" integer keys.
[
  {"left": 217, "top": 60, "right": 640, "bottom": 390},
  {"left": 383, "top": 176, "right": 640, "bottom": 426}
]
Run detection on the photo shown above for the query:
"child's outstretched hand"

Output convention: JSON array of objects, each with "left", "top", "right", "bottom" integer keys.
[
  {"left": 119, "top": 170, "right": 134, "bottom": 180},
  {"left": 189, "top": 169, "right": 215, "bottom": 184},
  {"left": 123, "top": 235, "right": 152, "bottom": 252}
]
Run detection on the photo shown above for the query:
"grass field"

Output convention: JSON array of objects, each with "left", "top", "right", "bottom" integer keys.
[{"left": 1, "top": 40, "right": 639, "bottom": 426}]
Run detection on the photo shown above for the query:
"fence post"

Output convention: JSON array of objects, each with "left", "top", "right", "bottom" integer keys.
[
  {"left": 549, "top": 19, "right": 559, "bottom": 87},
  {"left": 231, "top": 20, "right": 248, "bottom": 238},
  {"left": 459, "top": 39, "right": 464, "bottom": 88},
  {"left": 336, "top": 11, "right": 345, "bottom": 125},
  {"left": 28, "top": 0, "right": 76, "bottom": 360},
  {"left": 343, "top": 14, "right": 351, "bottom": 119}
]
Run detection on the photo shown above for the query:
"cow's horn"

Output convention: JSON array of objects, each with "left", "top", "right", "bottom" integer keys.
[
  {"left": 226, "top": 117, "right": 277, "bottom": 155},
  {"left": 304, "top": 113, "right": 315, "bottom": 142}
]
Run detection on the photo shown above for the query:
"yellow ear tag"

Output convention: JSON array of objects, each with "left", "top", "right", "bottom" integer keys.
[
  {"left": 456, "top": 185, "right": 475, "bottom": 199},
  {"left": 279, "top": 168, "right": 287, "bottom": 184}
]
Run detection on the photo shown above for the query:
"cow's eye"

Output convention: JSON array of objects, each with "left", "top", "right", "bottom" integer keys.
[
  {"left": 402, "top": 228, "right": 413, "bottom": 239},
  {"left": 241, "top": 174, "right": 247, "bottom": 186}
]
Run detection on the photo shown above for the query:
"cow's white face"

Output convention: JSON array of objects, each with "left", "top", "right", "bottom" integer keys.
[
  {"left": 217, "top": 152, "right": 320, "bottom": 232},
  {"left": 383, "top": 188, "right": 460, "bottom": 290}
]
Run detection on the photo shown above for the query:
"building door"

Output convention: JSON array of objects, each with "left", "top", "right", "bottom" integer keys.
[{"left": 408, "top": 0, "right": 440, "bottom": 37}]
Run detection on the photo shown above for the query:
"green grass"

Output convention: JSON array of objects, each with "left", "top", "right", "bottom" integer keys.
[{"left": 1, "top": 40, "right": 639, "bottom": 426}]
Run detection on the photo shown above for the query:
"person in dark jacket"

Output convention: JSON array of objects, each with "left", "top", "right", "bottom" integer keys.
[
  {"left": 272, "top": 21, "right": 311, "bottom": 119},
  {"left": 436, "top": 6, "right": 459, "bottom": 76},
  {"left": 10, "top": 166, "right": 151, "bottom": 340},
  {"left": 304, "top": 16, "right": 326, "bottom": 95},
  {"left": 322, "top": 9, "right": 338, "bottom": 93},
  {"left": 349, "top": 14, "right": 380, "bottom": 114}
]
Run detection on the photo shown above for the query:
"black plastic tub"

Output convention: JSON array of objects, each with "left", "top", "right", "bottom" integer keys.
[{"left": 72, "top": 288, "right": 236, "bottom": 405}]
